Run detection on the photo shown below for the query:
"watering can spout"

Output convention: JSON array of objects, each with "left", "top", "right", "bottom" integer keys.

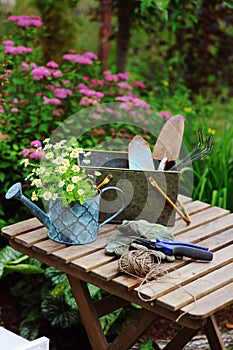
[{"left": 5, "top": 183, "right": 50, "bottom": 228}]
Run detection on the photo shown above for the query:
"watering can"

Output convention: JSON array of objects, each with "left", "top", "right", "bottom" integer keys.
[{"left": 5, "top": 183, "right": 126, "bottom": 245}]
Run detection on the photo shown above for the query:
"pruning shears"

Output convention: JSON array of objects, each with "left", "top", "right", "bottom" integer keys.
[{"left": 130, "top": 237, "right": 213, "bottom": 261}]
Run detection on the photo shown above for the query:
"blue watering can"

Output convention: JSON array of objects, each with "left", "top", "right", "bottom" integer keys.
[{"left": 5, "top": 182, "right": 126, "bottom": 245}]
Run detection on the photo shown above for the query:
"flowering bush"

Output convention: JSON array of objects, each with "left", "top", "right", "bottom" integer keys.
[{"left": 21, "top": 138, "right": 101, "bottom": 206}]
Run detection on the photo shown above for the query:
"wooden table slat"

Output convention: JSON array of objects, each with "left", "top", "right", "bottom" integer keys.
[
  {"left": 70, "top": 250, "right": 116, "bottom": 272},
  {"left": 172, "top": 206, "right": 229, "bottom": 235},
  {"left": 135, "top": 244, "right": 233, "bottom": 300},
  {"left": 90, "top": 260, "right": 120, "bottom": 281},
  {"left": 157, "top": 262, "right": 233, "bottom": 311},
  {"left": 14, "top": 227, "right": 48, "bottom": 247},
  {"left": 51, "top": 235, "right": 110, "bottom": 263},
  {"left": 181, "top": 282, "right": 233, "bottom": 318},
  {"left": 32, "top": 239, "right": 66, "bottom": 254},
  {"left": 173, "top": 213, "right": 233, "bottom": 244},
  {"left": 1, "top": 217, "right": 43, "bottom": 238}
]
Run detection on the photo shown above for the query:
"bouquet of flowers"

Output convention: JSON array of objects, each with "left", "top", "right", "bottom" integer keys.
[{"left": 21, "top": 137, "right": 101, "bottom": 206}]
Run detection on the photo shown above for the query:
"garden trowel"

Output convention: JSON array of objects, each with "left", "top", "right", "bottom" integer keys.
[
  {"left": 128, "top": 135, "right": 155, "bottom": 170},
  {"left": 152, "top": 115, "right": 184, "bottom": 169}
]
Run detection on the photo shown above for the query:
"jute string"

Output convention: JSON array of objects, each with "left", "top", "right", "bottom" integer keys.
[{"left": 118, "top": 250, "right": 197, "bottom": 322}]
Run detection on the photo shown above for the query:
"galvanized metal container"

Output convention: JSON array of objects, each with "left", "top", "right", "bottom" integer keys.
[{"left": 82, "top": 150, "right": 180, "bottom": 226}]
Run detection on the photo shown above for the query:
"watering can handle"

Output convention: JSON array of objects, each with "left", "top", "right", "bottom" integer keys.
[{"left": 99, "top": 186, "right": 127, "bottom": 227}]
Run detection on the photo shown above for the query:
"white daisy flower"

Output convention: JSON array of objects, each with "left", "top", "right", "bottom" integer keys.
[
  {"left": 58, "top": 166, "right": 68, "bottom": 174},
  {"left": 58, "top": 180, "right": 65, "bottom": 187},
  {"left": 72, "top": 176, "right": 81, "bottom": 183},
  {"left": 42, "top": 191, "right": 52, "bottom": 201},
  {"left": 36, "top": 166, "right": 46, "bottom": 175},
  {"left": 54, "top": 156, "right": 64, "bottom": 165},
  {"left": 94, "top": 171, "right": 101, "bottom": 176},
  {"left": 31, "top": 192, "right": 38, "bottom": 201},
  {"left": 20, "top": 159, "right": 29, "bottom": 167},
  {"left": 78, "top": 189, "right": 84, "bottom": 196},
  {"left": 72, "top": 165, "right": 80, "bottom": 172},
  {"left": 63, "top": 159, "right": 70, "bottom": 167},
  {"left": 83, "top": 159, "right": 90, "bottom": 164},
  {"left": 33, "top": 179, "right": 42, "bottom": 187},
  {"left": 70, "top": 150, "right": 79, "bottom": 158},
  {"left": 66, "top": 184, "right": 74, "bottom": 192},
  {"left": 45, "top": 151, "right": 54, "bottom": 159}
]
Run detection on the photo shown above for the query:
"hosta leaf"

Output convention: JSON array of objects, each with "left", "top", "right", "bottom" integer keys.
[
  {"left": 4, "top": 264, "right": 44, "bottom": 274},
  {"left": 20, "top": 321, "right": 40, "bottom": 340},
  {"left": 0, "top": 245, "right": 23, "bottom": 263},
  {"left": 44, "top": 266, "right": 66, "bottom": 284}
]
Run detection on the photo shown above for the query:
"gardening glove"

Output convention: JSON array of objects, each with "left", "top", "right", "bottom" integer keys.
[{"left": 105, "top": 219, "right": 175, "bottom": 261}]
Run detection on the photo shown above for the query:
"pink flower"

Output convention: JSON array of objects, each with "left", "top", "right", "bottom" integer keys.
[
  {"left": 0, "top": 108, "right": 4, "bottom": 113},
  {"left": 8, "top": 15, "right": 43, "bottom": 27},
  {"left": 13, "top": 98, "right": 19, "bottom": 103},
  {"left": 62, "top": 80, "right": 70, "bottom": 85},
  {"left": 89, "top": 113, "right": 101, "bottom": 119},
  {"left": 62, "top": 53, "right": 93, "bottom": 64},
  {"left": 116, "top": 93, "right": 150, "bottom": 109},
  {"left": 22, "top": 148, "right": 31, "bottom": 157},
  {"left": 103, "top": 71, "right": 118, "bottom": 82},
  {"left": 5, "top": 45, "right": 33, "bottom": 55},
  {"left": 117, "top": 82, "right": 132, "bottom": 90},
  {"left": 21, "top": 61, "right": 29, "bottom": 70},
  {"left": 83, "top": 52, "right": 98, "bottom": 60},
  {"left": 118, "top": 72, "right": 130, "bottom": 80},
  {"left": 3, "top": 40, "right": 14, "bottom": 46},
  {"left": 158, "top": 111, "right": 173, "bottom": 121},
  {"left": 30, "top": 140, "right": 42, "bottom": 147},
  {"left": 46, "top": 61, "right": 58, "bottom": 68},
  {"left": 30, "top": 151, "right": 43, "bottom": 159},
  {"left": 53, "top": 88, "right": 73, "bottom": 99},
  {"left": 31, "top": 66, "right": 51, "bottom": 80},
  {"left": 11, "top": 107, "right": 18, "bottom": 113},
  {"left": 52, "top": 70, "right": 62, "bottom": 78},
  {"left": 43, "top": 96, "right": 62, "bottom": 105},
  {"left": 135, "top": 81, "right": 145, "bottom": 88}
]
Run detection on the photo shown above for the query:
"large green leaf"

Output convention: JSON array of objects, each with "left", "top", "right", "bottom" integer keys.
[
  {"left": 0, "top": 246, "right": 23, "bottom": 263},
  {"left": 4, "top": 264, "right": 44, "bottom": 274}
]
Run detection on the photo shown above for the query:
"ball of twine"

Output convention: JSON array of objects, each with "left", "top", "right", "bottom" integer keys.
[{"left": 118, "top": 249, "right": 163, "bottom": 279}]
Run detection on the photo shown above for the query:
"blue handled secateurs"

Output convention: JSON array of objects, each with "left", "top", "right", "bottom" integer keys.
[{"left": 130, "top": 237, "right": 213, "bottom": 261}]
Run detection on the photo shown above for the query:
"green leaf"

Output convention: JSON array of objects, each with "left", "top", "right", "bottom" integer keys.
[
  {"left": 20, "top": 320, "right": 40, "bottom": 340},
  {"left": 224, "top": 1, "right": 233, "bottom": 9},
  {"left": 4, "top": 264, "right": 44, "bottom": 274},
  {"left": 0, "top": 246, "right": 23, "bottom": 263}
]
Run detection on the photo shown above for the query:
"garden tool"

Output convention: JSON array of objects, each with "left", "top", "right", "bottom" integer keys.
[
  {"left": 128, "top": 135, "right": 155, "bottom": 170},
  {"left": 170, "top": 131, "right": 214, "bottom": 171},
  {"left": 105, "top": 219, "right": 175, "bottom": 260},
  {"left": 130, "top": 236, "right": 213, "bottom": 261},
  {"left": 152, "top": 115, "right": 184, "bottom": 170},
  {"left": 128, "top": 134, "right": 190, "bottom": 224}
]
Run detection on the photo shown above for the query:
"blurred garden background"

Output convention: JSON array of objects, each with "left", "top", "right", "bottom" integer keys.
[{"left": 0, "top": 0, "right": 233, "bottom": 348}]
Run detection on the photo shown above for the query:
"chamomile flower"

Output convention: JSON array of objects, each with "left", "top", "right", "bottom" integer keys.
[
  {"left": 58, "top": 180, "right": 65, "bottom": 187},
  {"left": 83, "top": 159, "right": 90, "bottom": 164},
  {"left": 63, "top": 158, "right": 70, "bottom": 167},
  {"left": 36, "top": 166, "right": 46, "bottom": 175},
  {"left": 72, "top": 176, "right": 81, "bottom": 183},
  {"left": 20, "top": 159, "right": 29, "bottom": 167},
  {"left": 70, "top": 150, "right": 79, "bottom": 158},
  {"left": 33, "top": 179, "right": 42, "bottom": 187},
  {"left": 72, "top": 165, "right": 80, "bottom": 172},
  {"left": 54, "top": 156, "right": 64, "bottom": 165},
  {"left": 31, "top": 191, "right": 38, "bottom": 201},
  {"left": 94, "top": 171, "right": 101, "bottom": 176},
  {"left": 78, "top": 189, "right": 84, "bottom": 196},
  {"left": 66, "top": 184, "right": 74, "bottom": 192},
  {"left": 42, "top": 191, "right": 53, "bottom": 201},
  {"left": 45, "top": 151, "right": 54, "bottom": 159}
]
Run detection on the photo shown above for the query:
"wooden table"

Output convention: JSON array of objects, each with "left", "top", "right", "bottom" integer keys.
[{"left": 1, "top": 196, "right": 233, "bottom": 350}]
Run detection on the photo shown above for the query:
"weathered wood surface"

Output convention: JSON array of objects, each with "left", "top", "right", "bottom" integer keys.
[{"left": 1, "top": 197, "right": 233, "bottom": 349}]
